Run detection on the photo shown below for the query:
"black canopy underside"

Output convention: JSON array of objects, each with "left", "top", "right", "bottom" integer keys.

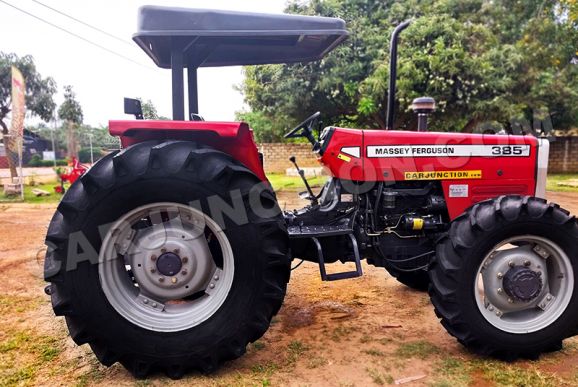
[{"left": 133, "top": 6, "right": 349, "bottom": 68}]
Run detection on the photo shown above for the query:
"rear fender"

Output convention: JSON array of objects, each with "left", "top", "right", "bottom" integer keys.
[{"left": 108, "top": 120, "right": 267, "bottom": 181}]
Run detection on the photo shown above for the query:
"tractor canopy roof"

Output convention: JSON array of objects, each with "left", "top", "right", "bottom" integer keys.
[{"left": 134, "top": 5, "right": 349, "bottom": 68}]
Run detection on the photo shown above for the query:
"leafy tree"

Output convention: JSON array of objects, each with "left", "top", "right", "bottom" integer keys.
[
  {"left": 137, "top": 98, "right": 169, "bottom": 120},
  {"left": 0, "top": 53, "right": 56, "bottom": 177},
  {"left": 141, "top": 99, "right": 158, "bottom": 120},
  {"left": 235, "top": 110, "right": 283, "bottom": 143},
  {"left": 58, "top": 85, "right": 83, "bottom": 159},
  {"left": 239, "top": 0, "right": 578, "bottom": 139}
]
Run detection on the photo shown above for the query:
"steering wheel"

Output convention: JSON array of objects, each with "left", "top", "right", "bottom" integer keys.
[{"left": 284, "top": 112, "right": 321, "bottom": 144}]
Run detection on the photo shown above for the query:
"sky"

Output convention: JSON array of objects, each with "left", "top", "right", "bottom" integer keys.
[{"left": 0, "top": 0, "right": 288, "bottom": 127}]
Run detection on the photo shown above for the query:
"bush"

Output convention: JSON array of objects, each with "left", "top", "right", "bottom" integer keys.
[
  {"left": 27, "top": 158, "right": 67, "bottom": 167},
  {"left": 78, "top": 147, "right": 103, "bottom": 163},
  {"left": 28, "top": 154, "right": 42, "bottom": 167}
]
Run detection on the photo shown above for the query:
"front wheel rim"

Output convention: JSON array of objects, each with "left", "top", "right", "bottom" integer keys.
[
  {"left": 98, "top": 202, "right": 235, "bottom": 332},
  {"left": 474, "top": 235, "right": 574, "bottom": 334}
]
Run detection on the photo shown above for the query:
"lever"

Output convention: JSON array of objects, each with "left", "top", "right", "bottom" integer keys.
[{"left": 289, "top": 156, "right": 318, "bottom": 205}]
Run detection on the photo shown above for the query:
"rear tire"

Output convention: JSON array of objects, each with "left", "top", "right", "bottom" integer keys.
[
  {"left": 429, "top": 196, "right": 578, "bottom": 359},
  {"left": 44, "top": 141, "right": 290, "bottom": 378}
]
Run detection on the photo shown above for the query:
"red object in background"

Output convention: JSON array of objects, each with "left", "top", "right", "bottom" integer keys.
[{"left": 54, "top": 157, "right": 88, "bottom": 194}]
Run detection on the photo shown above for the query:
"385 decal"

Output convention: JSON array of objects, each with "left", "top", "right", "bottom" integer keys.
[{"left": 491, "top": 145, "right": 527, "bottom": 156}]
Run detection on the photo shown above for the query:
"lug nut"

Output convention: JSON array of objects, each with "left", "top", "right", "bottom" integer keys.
[
  {"left": 150, "top": 268, "right": 156, "bottom": 274},
  {"left": 489, "top": 306, "right": 495, "bottom": 311},
  {"left": 174, "top": 248, "right": 180, "bottom": 255},
  {"left": 497, "top": 272, "right": 503, "bottom": 279},
  {"left": 152, "top": 302, "right": 158, "bottom": 308},
  {"left": 182, "top": 257, "right": 188, "bottom": 263},
  {"left": 497, "top": 288, "right": 503, "bottom": 295},
  {"left": 524, "top": 260, "right": 531, "bottom": 267},
  {"left": 171, "top": 277, "right": 178, "bottom": 284},
  {"left": 159, "top": 277, "right": 165, "bottom": 283},
  {"left": 508, "top": 298, "right": 514, "bottom": 304},
  {"left": 143, "top": 299, "right": 149, "bottom": 304},
  {"left": 214, "top": 275, "right": 219, "bottom": 281},
  {"left": 209, "top": 283, "right": 215, "bottom": 289},
  {"left": 181, "top": 270, "right": 188, "bottom": 275},
  {"left": 547, "top": 295, "right": 552, "bottom": 301},
  {"left": 161, "top": 248, "right": 167, "bottom": 253},
  {"left": 151, "top": 255, "right": 157, "bottom": 261},
  {"left": 508, "top": 261, "right": 515, "bottom": 267},
  {"left": 496, "top": 311, "right": 502, "bottom": 317}
]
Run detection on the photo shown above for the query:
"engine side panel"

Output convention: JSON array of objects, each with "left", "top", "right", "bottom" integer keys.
[
  {"left": 319, "top": 128, "right": 540, "bottom": 219},
  {"left": 109, "top": 120, "right": 267, "bottom": 181}
]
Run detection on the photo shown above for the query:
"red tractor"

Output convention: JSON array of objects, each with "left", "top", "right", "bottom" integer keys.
[{"left": 44, "top": 6, "right": 578, "bottom": 378}]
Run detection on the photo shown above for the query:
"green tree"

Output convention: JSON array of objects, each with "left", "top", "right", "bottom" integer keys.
[
  {"left": 235, "top": 110, "right": 282, "bottom": 143},
  {"left": 239, "top": 0, "right": 578, "bottom": 138},
  {"left": 141, "top": 99, "right": 158, "bottom": 120},
  {"left": 0, "top": 53, "right": 56, "bottom": 177},
  {"left": 58, "top": 85, "right": 83, "bottom": 159}
]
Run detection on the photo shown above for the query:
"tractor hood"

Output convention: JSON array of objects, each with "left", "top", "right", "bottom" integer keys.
[{"left": 133, "top": 5, "right": 349, "bottom": 68}]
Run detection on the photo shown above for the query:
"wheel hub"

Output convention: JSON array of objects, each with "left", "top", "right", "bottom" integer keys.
[
  {"left": 156, "top": 252, "right": 183, "bottom": 276},
  {"left": 99, "top": 203, "right": 235, "bottom": 332},
  {"left": 503, "top": 266, "right": 543, "bottom": 302}
]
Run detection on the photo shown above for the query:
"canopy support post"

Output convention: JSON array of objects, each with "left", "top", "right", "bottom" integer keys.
[
  {"left": 171, "top": 45, "right": 185, "bottom": 121},
  {"left": 188, "top": 67, "right": 199, "bottom": 116}
]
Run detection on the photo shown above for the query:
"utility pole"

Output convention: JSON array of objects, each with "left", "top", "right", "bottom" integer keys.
[
  {"left": 89, "top": 131, "right": 94, "bottom": 164},
  {"left": 51, "top": 114, "right": 57, "bottom": 167}
]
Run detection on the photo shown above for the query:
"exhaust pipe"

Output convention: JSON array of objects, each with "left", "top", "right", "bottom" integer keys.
[{"left": 385, "top": 20, "right": 411, "bottom": 130}]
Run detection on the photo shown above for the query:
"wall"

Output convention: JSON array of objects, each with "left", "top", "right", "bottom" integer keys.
[
  {"left": 259, "top": 143, "right": 320, "bottom": 173},
  {"left": 548, "top": 137, "right": 578, "bottom": 174},
  {"left": 260, "top": 137, "right": 578, "bottom": 174}
]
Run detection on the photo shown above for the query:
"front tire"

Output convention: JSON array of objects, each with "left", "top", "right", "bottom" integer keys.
[
  {"left": 44, "top": 141, "right": 290, "bottom": 378},
  {"left": 429, "top": 196, "right": 578, "bottom": 359}
]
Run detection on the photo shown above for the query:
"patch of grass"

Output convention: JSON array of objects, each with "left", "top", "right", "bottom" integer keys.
[
  {"left": 475, "top": 360, "right": 562, "bottom": 387},
  {"left": 306, "top": 354, "right": 329, "bottom": 369},
  {"left": 378, "top": 338, "right": 393, "bottom": 346},
  {"left": 0, "top": 365, "right": 37, "bottom": 386},
  {"left": 266, "top": 173, "right": 326, "bottom": 192},
  {"left": 395, "top": 340, "right": 440, "bottom": 359},
  {"left": 251, "top": 340, "right": 265, "bottom": 351},
  {"left": 1, "top": 181, "right": 62, "bottom": 204},
  {"left": 286, "top": 340, "right": 309, "bottom": 365},
  {"left": 363, "top": 348, "right": 386, "bottom": 357},
  {"left": 430, "top": 357, "right": 472, "bottom": 387},
  {"left": 0, "top": 327, "right": 63, "bottom": 386},
  {"left": 359, "top": 334, "right": 371, "bottom": 343},
  {"left": 366, "top": 367, "right": 393, "bottom": 385},
  {"left": 330, "top": 325, "right": 354, "bottom": 342},
  {"left": 250, "top": 361, "right": 279, "bottom": 376},
  {"left": 0, "top": 295, "right": 43, "bottom": 315},
  {"left": 547, "top": 174, "right": 578, "bottom": 193}
]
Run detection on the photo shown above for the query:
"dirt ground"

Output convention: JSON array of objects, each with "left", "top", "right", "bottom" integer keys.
[{"left": 2, "top": 192, "right": 578, "bottom": 386}]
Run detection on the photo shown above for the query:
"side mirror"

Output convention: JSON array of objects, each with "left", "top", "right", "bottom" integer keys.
[
  {"left": 411, "top": 97, "right": 436, "bottom": 132},
  {"left": 124, "top": 98, "right": 143, "bottom": 120}
]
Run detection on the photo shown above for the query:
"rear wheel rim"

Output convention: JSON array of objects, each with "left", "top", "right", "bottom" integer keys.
[
  {"left": 99, "top": 202, "right": 234, "bottom": 332},
  {"left": 474, "top": 235, "right": 574, "bottom": 334}
]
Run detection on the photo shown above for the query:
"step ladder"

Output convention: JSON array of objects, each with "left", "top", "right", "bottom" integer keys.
[
  {"left": 312, "top": 233, "right": 363, "bottom": 281},
  {"left": 288, "top": 224, "right": 363, "bottom": 281}
]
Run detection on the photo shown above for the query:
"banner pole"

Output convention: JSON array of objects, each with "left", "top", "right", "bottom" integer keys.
[{"left": 18, "top": 140, "right": 23, "bottom": 201}]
